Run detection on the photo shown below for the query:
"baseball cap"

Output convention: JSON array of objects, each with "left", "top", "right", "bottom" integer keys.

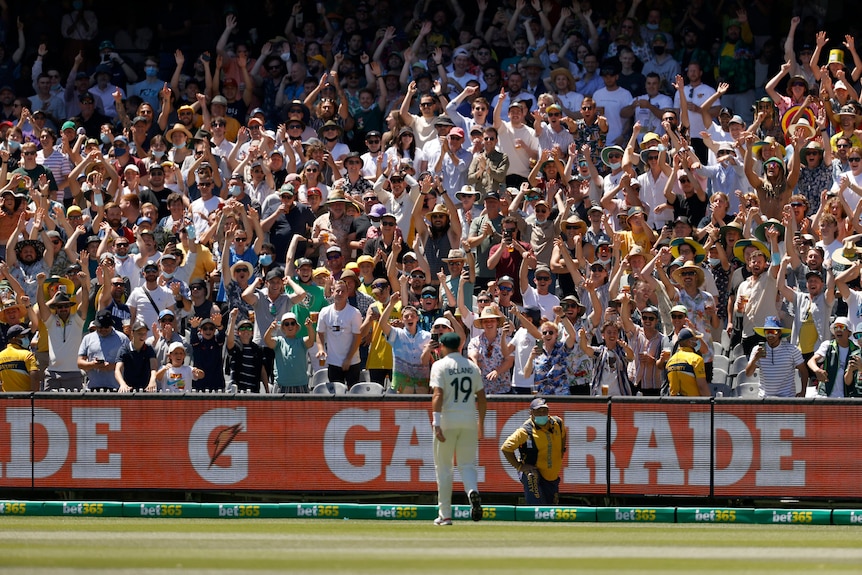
[{"left": 530, "top": 397, "right": 548, "bottom": 410}]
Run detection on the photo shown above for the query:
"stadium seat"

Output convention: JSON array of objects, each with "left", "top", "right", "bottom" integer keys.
[
  {"left": 359, "top": 369, "right": 371, "bottom": 382},
  {"left": 711, "top": 367, "right": 728, "bottom": 385},
  {"left": 713, "top": 355, "right": 730, "bottom": 373},
  {"left": 729, "top": 356, "right": 748, "bottom": 377},
  {"left": 736, "top": 381, "right": 762, "bottom": 399},
  {"left": 719, "top": 330, "right": 731, "bottom": 353},
  {"left": 713, "top": 342, "right": 724, "bottom": 359},
  {"left": 735, "top": 370, "right": 758, "bottom": 386},
  {"left": 311, "top": 369, "right": 329, "bottom": 387},
  {"left": 311, "top": 382, "right": 348, "bottom": 395},
  {"left": 348, "top": 382, "right": 385, "bottom": 395},
  {"left": 729, "top": 343, "right": 745, "bottom": 361}
]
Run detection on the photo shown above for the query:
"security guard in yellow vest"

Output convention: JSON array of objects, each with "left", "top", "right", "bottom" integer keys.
[{"left": 500, "top": 397, "right": 567, "bottom": 504}]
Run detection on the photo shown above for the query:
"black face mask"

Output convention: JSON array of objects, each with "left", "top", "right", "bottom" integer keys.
[{"left": 653, "top": 46, "right": 665, "bottom": 56}]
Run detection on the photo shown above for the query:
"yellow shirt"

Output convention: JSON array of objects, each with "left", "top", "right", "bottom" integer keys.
[
  {"left": 366, "top": 300, "right": 401, "bottom": 370},
  {"left": 501, "top": 417, "right": 567, "bottom": 482},
  {"left": 0, "top": 344, "right": 38, "bottom": 392},
  {"left": 666, "top": 348, "right": 706, "bottom": 396}
]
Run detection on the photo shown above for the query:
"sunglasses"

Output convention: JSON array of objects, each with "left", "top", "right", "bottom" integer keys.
[
  {"left": 22, "top": 151, "right": 36, "bottom": 156},
  {"left": 201, "top": 326, "right": 216, "bottom": 331},
  {"left": 547, "top": 112, "right": 561, "bottom": 117},
  {"left": 421, "top": 294, "right": 435, "bottom": 299},
  {"left": 581, "top": 106, "right": 595, "bottom": 111},
  {"left": 641, "top": 315, "right": 657, "bottom": 321},
  {"left": 371, "top": 282, "right": 389, "bottom": 289},
  {"left": 837, "top": 143, "right": 851, "bottom": 148},
  {"left": 411, "top": 273, "right": 426, "bottom": 279},
  {"left": 366, "top": 138, "right": 381, "bottom": 144},
  {"left": 190, "top": 285, "right": 205, "bottom": 290},
  {"left": 498, "top": 286, "right": 513, "bottom": 292},
  {"left": 535, "top": 276, "right": 551, "bottom": 281},
  {"left": 764, "top": 329, "right": 781, "bottom": 336},
  {"left": 211, "top": 121, "right": 226, "bottom": 127},
  {"left": 381, "top": 221, "right": 395, "bottom": 227},
  {"left": 419, "top": 102, "right": 435, "bottom": 107},
  {"left": 238, "top": 326, "right": 254, "bottom": 331},
  {"left": 390, "top": 177, "right": 404, "bottom": 183},
  {"left": 680, "top": 271, "right": 697, "bottom": 277},
  {"left": 849, "top": 157, "right": 862, "bottom": 162},
  {"left": 306, "top": 168, "right": 319, "bottom": 173},
  {"left": 671, "top": 314, "right": 686, "bottom": 319},
  {"left": 541, "top": 330, "right": 556, "bottom": 336},
  {"left": 477, "top": 298, "right": 491, "bottom": 303},
  {"left": 327, "top": 254, "right": 341, "bottom": 260},
  {"left": 282, "top": 321, "right": 298, "bottom": 327}
]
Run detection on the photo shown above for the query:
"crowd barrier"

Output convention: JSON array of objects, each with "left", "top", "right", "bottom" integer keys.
[
  {"left": 0, "top": 394, "right": 859, "bottom": 499},
  {"left": 3, "top": 500, "right": 862, "bottom": 524}
]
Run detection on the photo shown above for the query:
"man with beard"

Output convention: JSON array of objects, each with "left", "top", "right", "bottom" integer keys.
[
  {"left": 746, "top": 316, "right": 807, "bottom": 397},
  {"left": 413, "top": 199, "right": 461, "bottom": 282},
  {"left": 101, "top": 201, "right": 135, "bottom": 243},
  {"left": 780, "top": 255, "right": 833, "bottom": 373},
  {"left": 734, "top": 233, "right": 780, "bottom": 356},
  {"left": 36, "top": 270, "right": 90, "bottom": 390},
  {"left": 7, "top": 219, "right": 54, "bottom": 302}
]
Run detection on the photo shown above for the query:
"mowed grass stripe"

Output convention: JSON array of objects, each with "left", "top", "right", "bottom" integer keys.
[{"left": 1, "top": 519, "right": 861, "bottom": 573}]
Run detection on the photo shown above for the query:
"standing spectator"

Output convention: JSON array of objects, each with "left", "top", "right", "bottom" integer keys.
[
  {"left": 187, "top": 316, "right": 226, "bottom": 392},
  {"left": 35, "top": 271, "right": 89, "bottom": 391},
  {"left": 745, "top": 316, "right": 808, "bottom": 397},
  {"left": 77, "top": 309, "right": 130, "bottom": 391},
  {"left": 156, "top": 342, "right": 203, "bottom": 392},
  {"left": 524, "top": 317, "right": 577, "bottom": 396},
  {"left": 378, "top": 292, "right": 432, "bottom": 394},
  {"left": 114, "top": 319, "right": 158, "bottom": 393},
  {"left": 224, "top": 309, "right": 266, "bottom": 393},
  {"left": 316, "top": 279, "right": 362, "bottom": 388},
  {"left": 265, "top": 313, "right": 316, "bottom": 392},
  {"left": 666, "top": 327, "right": 711, "bottom": 396},
  {"left": 809, "top": 317, "right": 862, "bottom": 398},
  {"left": 492, "top": 97, "right": 538, "bottom": 187},
  {"left": 500, "top": 397, "right": 567, "bottom": 505},
  {"left": 580, "top": 320, "right": 635, "bottom": 396},
  {"left": 593, "top": 63, "right": 633, "bottom": 147},
  {"left": 429, "top": 331, "right": 485, "bottom": 526},
  {"left": 467, "top": 307, "right": 512, "bottom": 395},
  {"left": 0, "top": 325, "right": 38, "bottom": 392}
]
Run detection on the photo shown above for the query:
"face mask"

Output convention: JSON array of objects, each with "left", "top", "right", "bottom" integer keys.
[
  {"left": 646, "top": 23, "right": 659, "bottom": 30},
  {"left": 280, "top": 53, "right": 291, "bottom": 63},
  {"left": 708, "top": 257, "right": 721, "bottom": 267},
  {"left": 114, "top": 147, "right": 127, "bottom": 157},
  {"left": 259, "top": 254, "right": 273, "bottom": 267},
  {"left": 656, "top": 144, "right": 666, "bottom": 153},
  {"left": 609, "top": 162, "right": 621, "bottom": 170},
  {"left": 162, "top": 272, "right": 175, "bottom": 280},
  {"left": 533, "top": 415, "right": 549, "bottom": 426},
  {"left": 100, "top": 133, "right": 112, "bottom": 144},
  {"left": 152, "top": 149, "right": 165, "bottom": 159},
  {"left": 653, "top": 46, "right": 665, "bottom": 56},
  {"left": 115, "top": 253, "right": 129, "bottom": 262},
  {"left": 549, "top": 53, "right": 559, "bottom": 64},
  {"left": 229, "top": 185, "right": 242, "bottom": 197},
  {"left": 145, "top": 66, "right": 158, "bottom": 78},
  {"left": 598, "top": 257, "right": 612, "bottom": 266},
  {"left": 19, "top": 337, "right": 30, "bottom": 348},
  {"left": 7, "top": 140, "right": 19, "bottom": 151},
  {"left": 51, "top": 83, "right": 62, "bottom": 93}
]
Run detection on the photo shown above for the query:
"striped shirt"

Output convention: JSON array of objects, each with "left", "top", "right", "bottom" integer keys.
[{"left": 748, "top": 341, "right": 803, "bottom": 398}]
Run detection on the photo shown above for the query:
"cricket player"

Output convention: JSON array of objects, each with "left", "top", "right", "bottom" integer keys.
[{"left": 430, "top": 331, "right": 486, "bottom": 525}]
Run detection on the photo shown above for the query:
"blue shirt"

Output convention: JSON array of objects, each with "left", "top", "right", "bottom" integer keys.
[{"left": 78, "top": 329, "right": 130, "bottom": 390}]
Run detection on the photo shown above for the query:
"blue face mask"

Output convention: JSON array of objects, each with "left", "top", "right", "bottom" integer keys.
[
  {"left": 162, "top": 272, "right": 174, "bottom": 280},
  {"left": 533, "top": 415, "right": 549, "bottom": 426},
  {"left": 229, "top": 185, "right": 242, "bottom": 197},
  {"left": 259, "top": 254, "right": 273, "bottom": 267},
  {"left": 114, "top": 147, "right": 127, "bottom": 157},
  {"left": 145, "top": 66, "right": 158, "bottom": 78},
  {"left": 19, "top": 337, "right": 30, "bottom": 348},
  {"left": 609, "top": 162, "right": 621, "bottom": 170},
  {"left": 100, "top": 133, "right": 112, "bottom": 145},
  {"left": 7, "top": 140, "right": 20, "bottom": 151},
  {"left": 152, "top": 149, "right": 165, "bottom": 159}
]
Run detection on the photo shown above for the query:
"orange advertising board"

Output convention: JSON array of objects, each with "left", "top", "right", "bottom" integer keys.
[{"left": 0, "top": 396, "right": 858, "bottom": 498}]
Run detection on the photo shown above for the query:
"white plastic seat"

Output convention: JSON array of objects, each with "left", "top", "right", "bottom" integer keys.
[
  {"left": 311, "top": 382, "right": 348, "bottom": 395},
  {"left": 713, "top": 355, "right": 730, "bottom": 373},
  {"left": 729, "top": 356, "right": 749, "bottom": 378},
  {"left": 348, "top": 382, "right": 385, "bottom": 395},
  {"left": 711, "top": 367, "right": 728, "bottom": 385},
  {"left": 736, "top": 381, "right": 762, "bottom": 398},
  {"left": 311, "top": 369, "right": 329, "bottom": 387}
]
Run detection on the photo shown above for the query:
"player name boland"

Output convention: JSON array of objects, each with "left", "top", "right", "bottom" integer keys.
[{"left": 447, "top": 367, "right": 474, "bottom": 376}]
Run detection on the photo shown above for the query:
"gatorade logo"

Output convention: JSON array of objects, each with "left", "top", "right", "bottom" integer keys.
[{"left": 188, "top": 408, "right": 248, "bottom": 485}]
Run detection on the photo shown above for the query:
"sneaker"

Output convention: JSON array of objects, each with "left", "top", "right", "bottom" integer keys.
[
  {"left": 469, "top": 490, "right": 482, "bottom": 522},
  {"left": 433, "top": 517, "right": 453, "bottom": 526}
]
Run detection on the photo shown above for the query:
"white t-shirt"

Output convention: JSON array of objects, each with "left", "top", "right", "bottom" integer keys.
[
  {"left": 522, "top": 285, "right": 560, "bottom": 322},
  {"left": 429, "top": 351, "right": 484, "bottom": 427},
  {"left": 161, "top": 364, "right": 192, "bottom": 392},
  {"left": 317, "top": 303, "right": 363, "bottom": 367},
  {"left": 673, "top": 83, "right": 718, "bottom": 136},
  {"left": 593, "top": 86, "right": 633, "bottom": 145},
  {"left": 128, "top": 284, "right": 176, "bottom": 336}
]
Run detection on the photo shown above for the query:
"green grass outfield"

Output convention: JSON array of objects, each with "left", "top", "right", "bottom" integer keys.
[{"left": 1, "top": 518, "right": 862, "bottom": 573}]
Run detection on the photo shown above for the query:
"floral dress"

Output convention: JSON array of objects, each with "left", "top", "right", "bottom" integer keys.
[{"left": 468, "top": 332, "right": 511, "bottom": 394}]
